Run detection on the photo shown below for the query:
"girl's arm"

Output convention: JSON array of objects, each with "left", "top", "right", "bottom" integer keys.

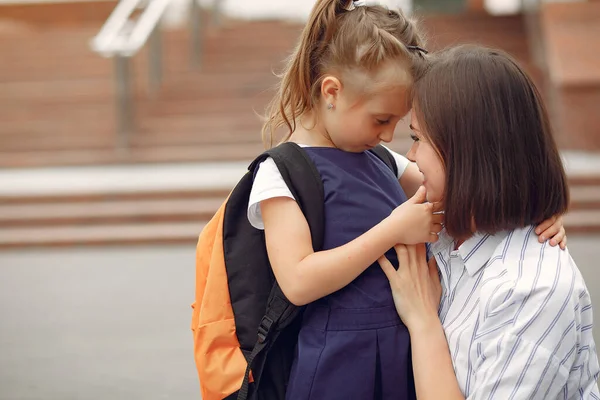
[
  {"left": 535, "top": 214, "right": 567, "bottom": 249},
  {"left": 394, "top": 149, "right": 567, "bottom": 249},
  {"left": 398, "top": 161, "right": 567, "bottom": 248},
  {"left": 399, "top": 162, "right": 423, "bottom": 198},
  {"left": 261, "top": 187, "right": 442, "bottom": 306}
]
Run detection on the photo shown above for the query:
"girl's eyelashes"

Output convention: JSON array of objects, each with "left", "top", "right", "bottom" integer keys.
[
  {"left": 376, "top": 119, "right": 391, "bottom": 125},
  {"left": 410, "top": 133, "right": 420, "bottom": 142}
]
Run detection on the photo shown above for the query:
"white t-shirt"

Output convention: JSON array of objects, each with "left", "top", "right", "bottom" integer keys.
[{"left": 247, "top": 145, "right": 410, "bottom": 229}]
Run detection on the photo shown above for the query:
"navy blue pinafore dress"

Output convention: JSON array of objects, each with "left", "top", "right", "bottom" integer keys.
[{"left": 285, "top": 147, "right": 416, "bottom": 400}]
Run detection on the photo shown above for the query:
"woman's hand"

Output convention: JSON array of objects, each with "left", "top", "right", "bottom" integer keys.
[
  {"left": 535, "top": 215, "right": 567, "bottom": 249},
  {"left": 378, "top": 243, "right": 441, "bottom": 333}
]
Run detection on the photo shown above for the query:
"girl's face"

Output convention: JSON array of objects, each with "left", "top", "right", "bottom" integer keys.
[
  {"left": 326, "top": 85, "right": 412, "bottom": 152},
  {"left": 320, "top": 64, "right": 413, "bottom": 152},
  {"left": 406, "top": 108, "right": 446, "bottom": 204}
]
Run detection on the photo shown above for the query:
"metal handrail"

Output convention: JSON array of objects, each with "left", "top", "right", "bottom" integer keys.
[
  {"left": 90, "top": 0, "right": 139, "bottom": 56},
  {"left": 91, "top": 0, "right": 172, "bottom": 57},
  {"left": 90, "top": 0, "right": 209, "bottom": 151}
]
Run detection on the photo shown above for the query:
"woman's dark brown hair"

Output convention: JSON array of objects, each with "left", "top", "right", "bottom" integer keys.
[{"left": 413, "top": 45, "right": 569, "bottom": 239}]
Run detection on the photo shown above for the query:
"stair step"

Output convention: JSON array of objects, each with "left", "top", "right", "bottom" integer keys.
[
  {"left": 0, "top": 128, "right": 266, "bottom": 152},
  {"left": 0, "top": 133, "right": 117, "bottom": 152},
  {"left": 136, "top": 98, "right": 272, "bottom": 118},
  {"left": 0, "top": 197, "right": 224, "bottom": 227},
  {"left": 1, "top": 208, "right": 598, "bottom": 249},
  {"left": 0, "top": 187, "right": 232, "bottom": 205},
  {"left": 0, "top": 142, "right": 267, "bottom": 167},
  {"left": 1, "top": 181, "right": 595, "bottom": 227},
  {"left": 0, "top": 1, "right": 116, "bottom": 27},
  {"left": 0, "top": 118, "right": 265, "bottom": 151},
  {"left": 0, "top": 78, "right": 114, "bottom": 103},
  {"left": 0, "top": 136, "right": 416, "bottom": 167},
  {"left": 570, "top": 186, "right": 600, "bottom": 210},
  {"left": 563, "top": 210, "right": 600, "bottom": 233},
  {"left": 132, "top": 130, "right": 264, "bottom": 147}
]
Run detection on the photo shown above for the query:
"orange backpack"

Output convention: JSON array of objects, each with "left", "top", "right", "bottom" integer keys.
[{"left": 191, "top": 143, "right": 398, "bottom": 400}]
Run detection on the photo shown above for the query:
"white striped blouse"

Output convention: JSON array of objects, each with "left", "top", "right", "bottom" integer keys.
[{"left": 429, "top": 225, "right": 600, "bottom": 399}]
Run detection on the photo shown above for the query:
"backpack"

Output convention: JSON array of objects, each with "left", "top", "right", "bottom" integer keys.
[{"left": 191, "top": 142, "right": 398, "bottom": 400}]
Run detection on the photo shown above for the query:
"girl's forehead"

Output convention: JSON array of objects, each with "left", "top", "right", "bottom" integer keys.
[
  {"left": 342, "top": 59, "right": 413, "bottom": 95},
  {"left": 362, "top": 85, "right": 412, "bottom": 114}
]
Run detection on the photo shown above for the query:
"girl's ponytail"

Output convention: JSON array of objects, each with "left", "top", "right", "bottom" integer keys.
[{"left": 262, "top": 0, "right": 352, "bottom": 147}]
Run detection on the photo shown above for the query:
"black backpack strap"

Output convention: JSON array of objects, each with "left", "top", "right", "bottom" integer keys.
[
  {"left": 238, "top": 142, "right": 324, "bottom": 400},
  {"left": 236, "top": 288, "right": 295, "bottom": 400},
  {"left": 247, "top": 142, "right": 324, "bottom": 251},
  {"left": 267, "top": 142, "right": 325, "bottom": 250},
  {"left": 369, "top": 144, "right": 399, "bottom": 178}
]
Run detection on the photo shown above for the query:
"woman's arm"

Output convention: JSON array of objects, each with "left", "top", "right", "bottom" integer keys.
[
  {"left": 380, "top": 242, "right": 599, "bottom": 400},
  {"left": 410, "top": 321, "right": 464, "bottom": 400},
  {"left": 261, "top": 187, "right": 442, "bottom": 306},
  {"left": 379, "top": 245, "right": 464, "bottom": 400},
  {"left": 381, "top": 146, "right": 422, "bottom": 198}
]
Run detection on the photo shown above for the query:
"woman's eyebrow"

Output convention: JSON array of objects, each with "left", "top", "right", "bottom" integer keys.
[{"left": 409, "top": 124, "right": 419, "bottom": 132}]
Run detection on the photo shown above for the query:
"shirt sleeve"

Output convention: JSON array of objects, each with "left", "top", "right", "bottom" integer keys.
[
  {"left": 381, "top": 145, "right": 410, "bottom": 179},
  {"left": 247, "top": 157, "right": 295, "bottom": 230},
  {"left": 467, "top": 247, "right": 600, "bottom": 399}
]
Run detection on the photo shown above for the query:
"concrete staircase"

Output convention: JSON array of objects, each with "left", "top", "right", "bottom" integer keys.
[
  {"left": 0, "top": 189, "right": 223, "bottom": 247},
  {"left": 1, "top": 2, "right": 599, "bottom": 247},
  {"left": 539, "top": 1, "right": 600, "bottom": 151},
  {"left": 0, "top": 160, "right": 598, "bottom": 248}
]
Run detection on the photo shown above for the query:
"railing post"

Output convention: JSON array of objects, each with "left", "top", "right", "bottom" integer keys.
[
  {"left": 522, "top": 0, "right": 544, "bottom": 68},
  {"left": 148, "top": 23, "right": 163, "bottom": 96},
  {"left": 114, "top": 55, "right": 134, "bottom": 151},
  {"left": 190, "top": 0, "right": 203, "bottom": 68},
  {"left": 212, "top": 0, "right": 223, "bottom": 27}
]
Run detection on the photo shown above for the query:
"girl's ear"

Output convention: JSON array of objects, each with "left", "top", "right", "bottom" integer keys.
[{"left": 321, "top": 75, "right": 342, "bottom": 105}]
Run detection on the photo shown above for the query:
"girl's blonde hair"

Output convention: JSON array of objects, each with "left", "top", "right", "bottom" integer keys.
[{"left": 262, "top": 0, "right": 427, "bottom": 148}]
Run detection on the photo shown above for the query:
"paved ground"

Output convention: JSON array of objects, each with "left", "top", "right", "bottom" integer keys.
[
  {"left": 0, "top": 245, "right": 199, "bottom": 400},
  {"left": 0, "top": 235, "right": 599, "bottom": 399}
]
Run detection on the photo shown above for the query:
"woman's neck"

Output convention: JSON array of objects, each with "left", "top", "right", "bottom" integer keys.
[{"left": 454, "top": 219, "right": 478, "bottom": 250}]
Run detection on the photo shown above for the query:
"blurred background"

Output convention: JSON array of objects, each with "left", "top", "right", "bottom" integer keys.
[{"left": 0, "top": 0, "right": 599, "bottom": 398}]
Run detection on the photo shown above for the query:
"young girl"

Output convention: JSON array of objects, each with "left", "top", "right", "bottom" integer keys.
[
  {"left": 379, "top": 45, "right": 599, "bottom": 399},
  {"left": 248, "top": 1, "right": 566, "bottom": 398}
]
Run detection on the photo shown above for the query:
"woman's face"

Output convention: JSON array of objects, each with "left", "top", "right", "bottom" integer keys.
[{"left": 406, "top": 109, "right": 446, "bottom": 205}]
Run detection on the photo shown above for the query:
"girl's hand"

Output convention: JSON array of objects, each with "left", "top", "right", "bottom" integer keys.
[
  {"left": 390, "top": 186, "right": 444, "bottom": 245},
  {"left": 535, "top": 215, "right": 567, "bottom": 250},
  {"left": 378, "top": 243, "right": 441, "bottom": 333}
]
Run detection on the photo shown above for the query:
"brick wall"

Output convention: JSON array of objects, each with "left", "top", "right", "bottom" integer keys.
[{"left": 541, "top": 1, "right": 600, "bottom": 151}]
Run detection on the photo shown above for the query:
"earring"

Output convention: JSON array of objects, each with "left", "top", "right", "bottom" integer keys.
[{"left": 327, "top": 103, "right": 335, "bottom": 110}]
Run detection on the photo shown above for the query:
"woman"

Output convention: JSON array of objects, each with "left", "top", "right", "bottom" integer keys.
[{"left": 379, "top": 45, "right": 600, "bottom": 399}]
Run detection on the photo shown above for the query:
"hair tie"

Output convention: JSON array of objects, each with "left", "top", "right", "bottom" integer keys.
[
  {"left": 346, "top": 0, "right": 380, "bottom": 11},
  {"left": 407, "top": 45, "right": 429, "bottom": 55}
]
